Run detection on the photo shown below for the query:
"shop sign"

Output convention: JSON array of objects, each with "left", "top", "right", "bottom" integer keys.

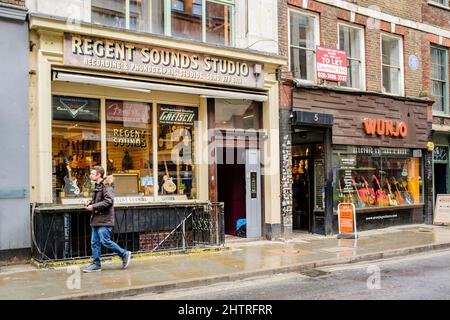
[
  {"left": 64, "top": 33, "right": 264, "bottom": 89},
  {"left": 52, "top": 96, "right": 100, "bottom": 121},
  {"left": 293, "top": 111, "right": 334, "bottom": 126},
  {"left": 106, "top": 101, "right": 151, "bottom": 124},
  {"left": 363, "top": 118, "right": 408, "bottom": 138},
  {"left": 316, "top": 46, "right": 348, "bottom": 82},
  {"left": 112, "top": 128, "right": 147, "bottom": 148},
  {"left": 434, "top": 194, "right": 450, "bottom": 225},
  {"left": 338, "top": 203, "right": 357, "bottom": 238},
  {"left": 351, "top": 146, "right": 413, "bottom": 157},
  {"left": 159, "top": 106, "right": 198, "bottom": 125}
]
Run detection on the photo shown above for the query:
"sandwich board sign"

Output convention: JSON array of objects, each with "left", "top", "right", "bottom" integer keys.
[
  {"left": 434, "top": 194, "right": 450, "bottom": 225},
  {"left": 338, "top": 203, "right": 357, "bottom": 239}
]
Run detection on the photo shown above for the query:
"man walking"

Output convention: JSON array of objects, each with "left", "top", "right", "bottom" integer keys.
[{"left": 83, "top": 165, "right": 131, "bottom": 272}]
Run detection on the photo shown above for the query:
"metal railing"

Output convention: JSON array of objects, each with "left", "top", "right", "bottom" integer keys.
[{"left": 31, "top": 202, "right": 224, "bottom": 262}]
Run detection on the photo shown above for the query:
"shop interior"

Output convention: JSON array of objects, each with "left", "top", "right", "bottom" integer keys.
[{"left": 291, "top": 127, "right": 326, "bottom": 232}]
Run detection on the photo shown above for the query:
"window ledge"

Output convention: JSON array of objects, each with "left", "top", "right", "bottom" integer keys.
[
  {"left": 433, "top": 113, "right": 450, "bottom": 118},
  {"left": 428, "top": 1, "right": 450, "bottom": 12}
]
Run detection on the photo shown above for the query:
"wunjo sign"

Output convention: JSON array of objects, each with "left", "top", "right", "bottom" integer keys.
[{"left": 64, "top": 33, "right": 264, "bottom": 89}]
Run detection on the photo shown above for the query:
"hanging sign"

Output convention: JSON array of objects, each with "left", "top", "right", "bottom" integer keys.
[
  {"left": 64, "top": 33, "right": 264, "bottom": 89},
  {"left": 106, "top": 101, "right": 151, "bottom": 124},
  {"left": 52, "top": 96, "right": 100, "bottom": 121},
  {"left": 158, "top": 105, "right": 198, "bottom": 125},
  {"left": 338, "top": 203, "right": 357, "bottom": 239},
  {"left": 316, "top": 46, "right": 348, "bottom": 82}
]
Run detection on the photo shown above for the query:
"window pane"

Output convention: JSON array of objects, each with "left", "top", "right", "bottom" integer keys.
[
  {"left": 106, "top": 101, "right": 153, "bottom": 196},
  {"left": 382, "top": 65, "right": 400, "bottom": 94},
  {"left": 206, "top": 1, "right": 232, "bottom": 46},
  {"left": 129, "top": 0, "right": 165, "bottom": 34},
  {"left": 52, "top": 96, "right": 101, "bottom": 203},
  {"left": 214, "top": 100, "right": 261, "bottom": 130},
  {"left": 290, "top": 12, "right": 315, "bottom": 49},
  {"left": 432, "top": 80, "right": 445, "bottom": 112},
  {"left": 431, "top": 47, "right": 446, "bottom": 81},
  {"left": 339, "top": 25, "right": 361, "bottom": 60},
  {"left": 291, "top": 47, "right": 315, "bottom": 81},
  {"left": 340, "top": 59, "right": 361, "bottom": 88},
  {"left": 157, "top": 105, "right": 198, "bottom": 199},
  {"left": 171, "top": 0, "right": 202, "bottom": 41},
  {"left": 92, "top": 0, "right": 126, "bottom": 29},
  {"left": 382, "top": 36, "right": 400, "bottom": 67}
]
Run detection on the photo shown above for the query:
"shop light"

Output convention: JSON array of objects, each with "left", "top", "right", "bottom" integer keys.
[{"left": 52, "top": 71, "right": 268, "bottom": 102}]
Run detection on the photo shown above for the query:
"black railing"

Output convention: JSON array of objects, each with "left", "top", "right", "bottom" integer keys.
[{"left": 31, "top": 202, "right": 224, "bottom": 262}]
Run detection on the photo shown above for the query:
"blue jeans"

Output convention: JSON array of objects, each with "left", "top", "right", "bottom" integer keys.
[{"left": 91, "top": 226, "right": 126, "bottom": 266}]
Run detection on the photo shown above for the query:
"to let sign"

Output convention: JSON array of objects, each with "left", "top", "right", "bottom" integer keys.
[
  {"left": 316, "top": 46, "right": 348, "bottom": 82},
  {"left": 338, "top": 203, "right": 357, "bottom": 238},
  {"left": 433, "top": 194, "right": 450, "bottom": 225}
]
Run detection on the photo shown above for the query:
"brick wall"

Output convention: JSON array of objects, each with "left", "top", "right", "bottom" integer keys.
[
  {"left": 422, "top": 0, "right": 450, "bottom": 31},
  {"left": 0, "top": 0, "right": 25, "bottom": 7},
  {"left": 355, "top": 0, "right": 422, "bottom": 22}
]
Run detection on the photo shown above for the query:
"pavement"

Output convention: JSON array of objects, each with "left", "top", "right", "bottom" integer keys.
[{"left": 1, "top": 223, "right": 450, "bottom": 300}]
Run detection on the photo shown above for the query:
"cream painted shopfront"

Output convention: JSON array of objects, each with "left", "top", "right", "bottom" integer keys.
[{"left": 29, "top": 15, "right": 285, "bottom": 260}]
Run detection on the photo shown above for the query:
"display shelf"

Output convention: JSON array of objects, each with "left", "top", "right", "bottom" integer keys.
[{"left": 354, "top": 203, "right": 424, "bottom": 213}]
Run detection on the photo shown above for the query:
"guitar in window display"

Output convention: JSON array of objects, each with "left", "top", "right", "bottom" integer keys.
[
  {"left": 372, "top": 175, "right": 390, "bottom": 207},
  {"left": 64, "top": 158, "right": 80, "bottom": 196}
]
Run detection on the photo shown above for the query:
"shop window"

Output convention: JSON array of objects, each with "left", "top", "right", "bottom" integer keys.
[
  {"left": 338, "top": 24, "right": 364, "bottom": 90},
  {"left": 106, "top": 100, "right": 153, "bottom": 196},
  {"left": 171, "top": 0, "right": 203, "bottom": 41},
  {"left": 381, "top": 34, "right": 403, "bottom": 95},
  {"left": 157, "top": 105, "right": 198, "bottom": 199},
  {"left": 91, "top": 0, "right": 165, "bottom": 34},
  {"left": 51, "top": 96, "right": 101, "bottom": 203},
  {"left": 431, "top": 46, "right": 449, "bottom": 115},
  {"left": 333, "top": 146, "right": 424, "bottom": 210},
  {"left": 289, "top": 10, "right": 318, "bottom": 82},
  {"left": 429, "top": 0, "right": 448, "bottom": 6},
  {"left": 214, "top": 99, "right": 261, "bottom": 130}
]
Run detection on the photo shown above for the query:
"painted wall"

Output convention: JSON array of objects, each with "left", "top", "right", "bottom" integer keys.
[{"left": 0, "top": 7, "right": 30, "bottom": 256}]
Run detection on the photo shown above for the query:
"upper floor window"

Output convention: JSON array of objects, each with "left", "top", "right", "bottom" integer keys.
[
  {"left": 338, "top": 24, "right": 365, "bottom": 90},
  {"left": 381, "top": 34, "right": 403, "bottom": 95},
  {"left": 429, "top": 0, "right": 449, "bottom": 6},
  {"left": 289, "top": 10, "right": 319, "bottom": 81},
  {"left": 431, "top": 46, "right": 449, "bottom": 114},
  {"left": 91, "top": 0, "right": 234, "bottom": 46}
]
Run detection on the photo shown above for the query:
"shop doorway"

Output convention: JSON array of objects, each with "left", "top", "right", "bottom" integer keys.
[
  {"left": 434, "top": 163, "right": 448, "bottom": 196},
  {"left": 292, "top": 127, "right": 325, "bottom": 232},
  {"left": 217, "top": 147, "right": 262, "bottom": 238}
]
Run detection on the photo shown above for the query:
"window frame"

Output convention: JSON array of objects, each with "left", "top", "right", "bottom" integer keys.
[
  {"left": 337, "top": 22, "right": 366, "bottom": 91},
  {"left": 429, "top": 0, "right": 449, "bottom": 7},
  {"left": 380, "top": 33, "right": 404, "bottom": 96},
  {"left": 430, "top": 45, "right": 449, "bottom": 116},
  {"left": 288, "top": 8, "right": 320, "bottom": 84}
]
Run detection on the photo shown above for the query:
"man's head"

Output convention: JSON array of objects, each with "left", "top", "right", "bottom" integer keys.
[{"left": 90, "top": 166, "right": 105, "bottom": 183}]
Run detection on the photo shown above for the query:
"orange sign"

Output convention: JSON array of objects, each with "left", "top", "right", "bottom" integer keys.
[
  {"left": 338, "top": 203, "right": 356, "bottom": 234},
  {"left": 363, "top": 118, "right": 407, "bottom": 138}
]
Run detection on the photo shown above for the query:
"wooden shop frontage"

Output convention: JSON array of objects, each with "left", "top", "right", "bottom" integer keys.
[
  {"left": 288, "top": 85, "right": 433, "bottom": 234},
  {"left": 28, "top": 15, "right": 285, "bottom": 261}
]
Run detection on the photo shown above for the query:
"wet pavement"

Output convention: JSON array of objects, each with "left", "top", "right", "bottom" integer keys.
[{"left": 1, "top": 224, "right": 450, "bottom": 300}]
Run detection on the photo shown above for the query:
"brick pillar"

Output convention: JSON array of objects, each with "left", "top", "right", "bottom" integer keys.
[{"left": 424, "top": 121, "right": 434, "bottom": 224}]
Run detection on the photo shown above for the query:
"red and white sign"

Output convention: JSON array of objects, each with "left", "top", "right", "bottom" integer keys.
[
  {"left": 338, "top": 203, "right": 357, "bottom": 238},
  {"left": 316, "top": 46, "right": 348, "bottom": 82}
]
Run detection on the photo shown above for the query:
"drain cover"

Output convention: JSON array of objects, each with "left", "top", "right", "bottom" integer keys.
[{"left": 299, "top": 269, "right": 330, "bottom": 278}]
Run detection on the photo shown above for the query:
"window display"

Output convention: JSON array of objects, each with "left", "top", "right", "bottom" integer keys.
[
  {"left": 333, "top": 146, "right": 424, "bottom": 210},
  {"left": 157, "top": 105, "right": 198, "bottom": 199},
  {"left": 52, "top": 96, "right": 101, "bottom": 203},
  {"left": 106, "top": 100, "right": 153, "bottom": 196}
]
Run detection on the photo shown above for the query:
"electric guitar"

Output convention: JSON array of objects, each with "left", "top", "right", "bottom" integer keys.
[
  {"left": 385, "top": 177, "right": 398, "bottom": 206},
  {"left": 372, "top": 175, "right": 390, "bottom": 207},
  {"left": 398, "top": 178, "right": 414, "bottom": 205},
  {"left": 64, "top": 158, "right": 80, "bottom": 195},
  {"left": 391, "top": 177, "right": 405, "bottom": 205},
  {"left": 361, "top": 176, "right": 376, "bottom": 205},
  {"left": 351, "top": 178, "right": 366, "bottom": 208},
  {"left": 162, "top": 160, "right": 177, "bottom": 194}
]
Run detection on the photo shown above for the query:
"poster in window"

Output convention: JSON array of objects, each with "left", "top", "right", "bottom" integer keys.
[
  {"left": 158, "top": 105, "right": 198, "bottom": 125},
  {"left": 106, "top": 100, "right": 151, "bottom": 126},
  {"left": 52, "top": 96, "right": 100, "bottom": 122}
]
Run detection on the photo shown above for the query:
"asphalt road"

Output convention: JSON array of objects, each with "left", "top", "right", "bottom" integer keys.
[{"left": 126, "top": 249, "right": 450, "bottom": 300}]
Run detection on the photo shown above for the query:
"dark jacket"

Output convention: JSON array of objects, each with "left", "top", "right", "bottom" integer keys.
[{"left": 90, "top": 175, "right": 115, "bottom": 227}]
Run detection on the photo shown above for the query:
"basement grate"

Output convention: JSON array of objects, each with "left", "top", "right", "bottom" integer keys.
[{"left": 298, "top": 269, "right": 331, "bottom": 278}]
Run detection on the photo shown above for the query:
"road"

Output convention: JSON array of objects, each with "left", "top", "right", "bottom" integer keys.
[{"left": 125, "top": 249, "right": 450, "bottom": 300}]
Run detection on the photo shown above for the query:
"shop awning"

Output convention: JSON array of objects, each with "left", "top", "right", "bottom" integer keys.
[{"left": 52, "top": 71, "right": 268, "bottom": 102}]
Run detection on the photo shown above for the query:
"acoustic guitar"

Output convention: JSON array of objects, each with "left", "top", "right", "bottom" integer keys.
[
  {"left": 64, "top": 158, "right": 80, "bottom": 196},
  {"left": 162, "top": 160, "right": 177, "bottom": 194},
  {"left": 372, "top": 175, "right": 390, "bottom": 207},
  {"left": 385, "top": 177, "right": 398, "bottom": 206}
]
